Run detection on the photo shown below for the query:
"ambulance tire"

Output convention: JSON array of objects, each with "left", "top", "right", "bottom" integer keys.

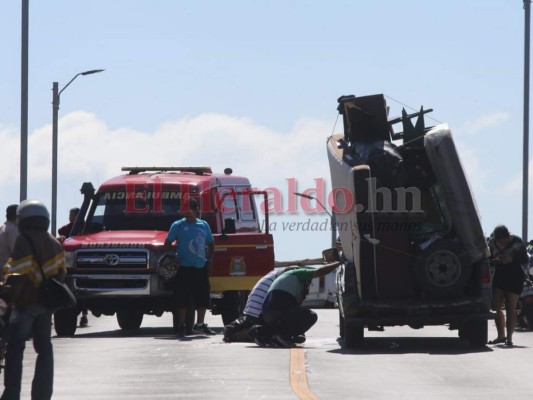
[
  {"left": 54, "top": 307, "right": 78, "bottom": 337},
  {"left": 116, "top": 310, "right": 144, "bottom": 330},
  {"left": 220, "top": 291, "right": 248, "bottom": 326}
]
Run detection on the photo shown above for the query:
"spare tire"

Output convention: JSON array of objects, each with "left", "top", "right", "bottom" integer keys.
[{"left": 414, "top": 239, "right": 471, "bottom": 298}]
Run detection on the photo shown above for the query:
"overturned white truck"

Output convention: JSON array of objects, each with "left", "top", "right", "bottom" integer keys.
[{"left": 328, "top": 94, "right": 492, "bottom": 348}]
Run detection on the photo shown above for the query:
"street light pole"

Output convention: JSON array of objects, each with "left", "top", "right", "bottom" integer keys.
[
  {"left": 51, "top": 69, "right": 104, "bottom": 236},
  {"left": 20, "top": 0, "right": 29, "bottom": 201},
  {"left": 524, "top": 0, "right": 531, "bottom": 242}
]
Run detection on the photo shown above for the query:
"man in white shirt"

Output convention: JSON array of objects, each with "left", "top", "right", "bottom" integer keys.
[{"left": 0, "top": 204, "right": 19, "bottom": 272}]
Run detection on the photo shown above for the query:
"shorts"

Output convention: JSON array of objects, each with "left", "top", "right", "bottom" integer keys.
[
  {"left": 173, "top": 266, "right": 211, "bottom": 309},
  {"left": 492, "top": 268, "right": 525, "bottom": 295}
]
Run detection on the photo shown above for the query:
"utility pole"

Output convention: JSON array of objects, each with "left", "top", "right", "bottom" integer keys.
[
  {"left": 524, "top": 0, "right": 531, "bottom": 242},
  {"left": 20, "top": 0, "right": 29, "bottom": 201},
  {"left": 51, "top": 69, "right": 104, "bottom": 235}
]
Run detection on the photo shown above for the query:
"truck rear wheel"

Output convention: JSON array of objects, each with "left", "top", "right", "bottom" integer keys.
[
  {"left": 459, "top": 319, "right": 488, "bottom": 348},
  {"left": 116, "top": 310, "right": 144, "bottom": 330},
  {"left": 344, "top": 324, "right": 364, "bottom": 348},
  {"left": 54, "top": 308, "right": 78, "bottom": 337},
  {"left": 339, "top": 310, "right": 345, "bottom": 339},
  {"left": 526, "top": 310, "right": 533, "bottom": 330}
]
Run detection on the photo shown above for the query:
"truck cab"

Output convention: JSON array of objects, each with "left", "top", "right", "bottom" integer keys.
[{"left": 56, "top": 166, "right": 274, "bottom": 336}]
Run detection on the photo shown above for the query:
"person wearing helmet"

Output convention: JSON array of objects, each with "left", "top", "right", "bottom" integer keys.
[{"left": 2, "top": 200, "right": 66, "bottom": 400}]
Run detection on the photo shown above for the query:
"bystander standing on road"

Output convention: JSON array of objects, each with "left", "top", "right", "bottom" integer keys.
[
  {"left": 57, "top": 207, "right": 88, "bottom": 327},
  {"left": 1, "top": 200, "right": 66, "bottom": 400},
  {"left": 488, "top": 224, "right": 528, "bottom": 347},
  {"left": 164, "top": 197, "right": 216, "bottom": 337},
  {"left": 0, "top": 205, "right": 19, "bottom": 276}
]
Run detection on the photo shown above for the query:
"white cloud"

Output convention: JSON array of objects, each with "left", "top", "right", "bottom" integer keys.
[
  {"left": 457, "top": 112, "right": 510, "bottom": 135},
  {"left": 8, "top": 111, "right": 521, "bottom": 258},
  {"left": 0, "top": 112, "right": 335, "bottom": 260},
  {"left": 501, "top": 159, "right": 533, "bottom": 195}
]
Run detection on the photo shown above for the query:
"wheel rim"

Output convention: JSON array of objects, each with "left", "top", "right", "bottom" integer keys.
[{"left": 425, "top": 250, "right": 462, "bottom": 287}]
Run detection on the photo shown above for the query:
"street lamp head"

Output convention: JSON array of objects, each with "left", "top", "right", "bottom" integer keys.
[
  {"left": 294, "top": 192, "right": 333, "bottom": 218},
  {"left": 294, "top": 192, "right": 314, "bottom": 200},
  {"left": 81, "top": 69, "right": 105, "bottom": 76}
]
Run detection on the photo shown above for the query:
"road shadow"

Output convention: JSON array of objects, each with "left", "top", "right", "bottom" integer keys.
[
  {"left": 327, "top": 336, "right": 495, "bottom": 355},
  {"left": 58, "top": 326, "right": 224, "bottom": 340}
]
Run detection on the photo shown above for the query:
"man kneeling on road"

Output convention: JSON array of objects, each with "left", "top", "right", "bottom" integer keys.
[
  {"left": 224, "top": 267, "right": 296, "bottom": 343},
  {"left": 257, "top": 260, "right": 341, "bottom": 348}
]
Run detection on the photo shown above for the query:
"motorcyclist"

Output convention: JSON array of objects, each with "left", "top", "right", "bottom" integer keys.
[{"left": 1, "top": 200, "right": 66, "bottom": 400}]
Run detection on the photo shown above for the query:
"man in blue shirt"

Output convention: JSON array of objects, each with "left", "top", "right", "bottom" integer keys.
[{"left": 164, "top": 197, "right": 215, "bottom": 337}]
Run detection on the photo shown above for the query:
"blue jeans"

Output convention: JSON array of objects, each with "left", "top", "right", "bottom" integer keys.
[
  {"left": 2, "top": 305, "right": 53, "bottom": 400},
  {"left": 262, "top": 290, "right": 318, "bottom": 338}
]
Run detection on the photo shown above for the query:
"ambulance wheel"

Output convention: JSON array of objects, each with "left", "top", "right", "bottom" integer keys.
[
  {"left": 221, "top": 291, "right": 248, "bottom": 325},
  {"left": 117, "top": 310, "right": 143, "bottom": 330},
  {"left": 54, "top": 308, "right": 78, "bottom": 337}
]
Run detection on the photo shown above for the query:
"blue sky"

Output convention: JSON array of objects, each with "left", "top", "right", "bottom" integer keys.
[{"left": 0, "top": 1, "right": 529, "bottom": 261}]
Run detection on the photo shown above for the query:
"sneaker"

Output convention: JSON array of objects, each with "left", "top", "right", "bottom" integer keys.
[
  {"left": 175, "top": 324, "right": 186, "bottom": 338},
  {"left": 272, "top": 334, "right": 295, "bottom": 348},
  {"left": 254, "top": 336, "right": 268, "bottom": 347},
  {"left": 292, "top": 334, "right": 306, "bottom": 344},
  {"left": 253, "top": 334, "right": 277, "bottom": 347},
  {"left": 79, "top": 315, "right": 88, "bottom": 327},
  {"left": 193, "top": 323, "right": 216, "bottom": 335}
]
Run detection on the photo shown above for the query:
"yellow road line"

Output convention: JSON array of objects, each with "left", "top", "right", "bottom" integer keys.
[{"left": 290, "top": 348, "right": 319, "bottom": 400}]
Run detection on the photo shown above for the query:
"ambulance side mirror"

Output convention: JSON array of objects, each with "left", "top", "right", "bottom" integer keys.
[
  {"left": 322, "top": 247, "right": 340, "bottom": 262},
  {"left": 223, "top": 218, "right": 236, "bottom": 235}
]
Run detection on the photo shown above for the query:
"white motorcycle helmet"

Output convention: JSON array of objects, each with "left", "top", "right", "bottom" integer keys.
[{"left": 17, "top": 199, "right": 50, "bottom": 231}]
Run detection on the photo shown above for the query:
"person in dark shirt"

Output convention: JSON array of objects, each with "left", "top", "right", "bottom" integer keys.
[
  {"left": 488, "top": 225, "right": 528, "bottom": 347},
  {"left": 2, "top": 200, "right": 66, "bottom": 400},
  {"left": 57, "top": 207, "right": 88, "bottom": 328},
  {"left": 57, "top": 207, "right": 80, "bottom": 242}
]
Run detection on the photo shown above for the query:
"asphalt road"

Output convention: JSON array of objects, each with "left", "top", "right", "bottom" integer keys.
[{"left": 9, "top": 309, "right": 533, "bottom": 399}]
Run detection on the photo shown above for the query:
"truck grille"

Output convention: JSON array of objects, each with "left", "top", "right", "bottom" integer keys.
[{"left": 75, "top": 249, "right": 149, "bottom": 270}]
